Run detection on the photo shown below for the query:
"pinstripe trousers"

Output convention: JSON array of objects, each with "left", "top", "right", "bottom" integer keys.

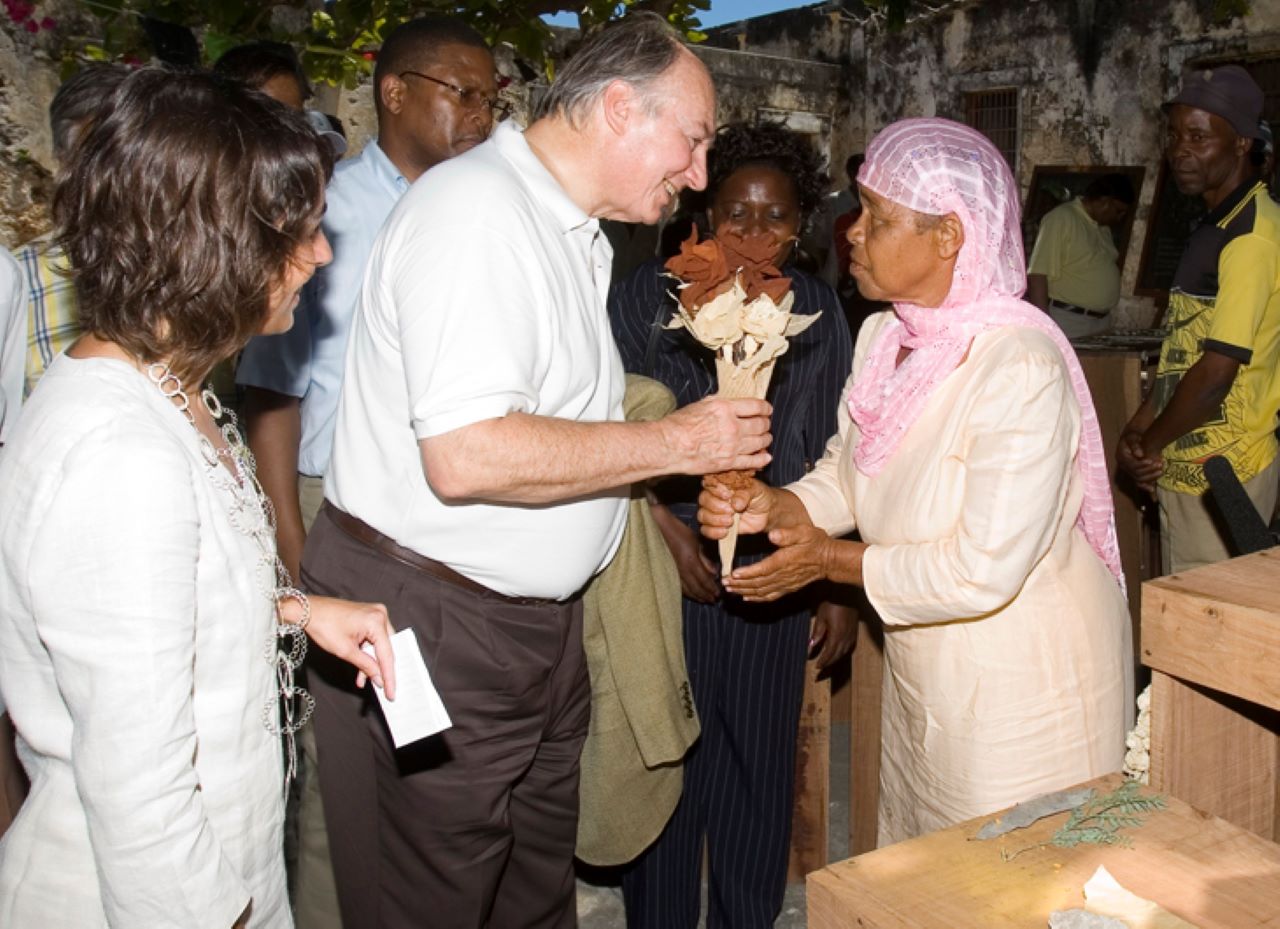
[
  {"left": 621, "top": 595, "right": 811, "bottom": 928},
  {"left": 608, "top": 259, "right": 850, "bottom": 927}
]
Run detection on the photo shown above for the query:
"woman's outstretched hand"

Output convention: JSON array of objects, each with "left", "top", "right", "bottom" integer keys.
[
  {"left": 723, "top": 527, "right": 867, "bottom": 602},
  {"left": 722, "top": 524, "right": 834, "bottom": 601},
  {"left": 697, "top": 474, "right": 775, "bottom": 539},
  {"left": 303, "top": 596, "right": 397, "bottom": 699}
]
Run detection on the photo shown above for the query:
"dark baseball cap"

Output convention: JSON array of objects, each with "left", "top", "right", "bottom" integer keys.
[{"left": 1164, "top": 65, "right": 1265, "bottom": 140}]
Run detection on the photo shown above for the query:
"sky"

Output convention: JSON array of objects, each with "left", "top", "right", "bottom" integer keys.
[
  {"left": 545, "top": 1, "right": 810, "bottom": 30},
  {"left": 695, "top": 0, "right": 811, "bottom": 27}
]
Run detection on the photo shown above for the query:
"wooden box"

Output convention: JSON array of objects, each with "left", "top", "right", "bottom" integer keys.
[
  {"left": 806, "top": 773, "right": 1280, "bottom": 928},
  {"left": 1142, "top": 550, "right": 1280, "bottom": 840},
  {"left": 1077, "top": 349, "right": 1159, "bottom": 635}
]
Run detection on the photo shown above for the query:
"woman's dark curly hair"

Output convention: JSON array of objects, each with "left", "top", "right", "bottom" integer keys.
[
  {"left": 705, "top": 121, "right": 830, "bottom": 220},
  {"left": 54, "top": 65, "right": 333, "bottom": 383}
]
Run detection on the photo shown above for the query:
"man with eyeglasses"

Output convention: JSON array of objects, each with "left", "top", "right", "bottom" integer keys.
[
  {"left": 234, "top": 14, "right": 497, "bottom": 929},
  {"left": 302, "top": 12, "right": 772, "bottom": 929}
]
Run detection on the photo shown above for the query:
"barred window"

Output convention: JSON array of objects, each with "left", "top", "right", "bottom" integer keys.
[{"left": 964, "top": 88, "right": 1020, "bottom": 172}]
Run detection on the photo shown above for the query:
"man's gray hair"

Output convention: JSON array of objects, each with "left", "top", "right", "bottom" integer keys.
[{"left": 537, "top": 12, "right": 687, "bottom": 127}]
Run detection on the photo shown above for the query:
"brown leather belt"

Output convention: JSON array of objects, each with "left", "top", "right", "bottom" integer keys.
[{"left": 320, "top": 501, "right": 561, "bottom": 607}]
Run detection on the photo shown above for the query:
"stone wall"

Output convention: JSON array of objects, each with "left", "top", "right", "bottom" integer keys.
[
  {"left": 852, "top": 0, "right": 1280, "bottom": 325},
  {"left": 695, "top": 44, "right": 854, "bottom": 176},
  {"left": 702, "top": 1, "right": 854, "bottom": 65},
  {"left": 0, "top": 7, "right": 65, "bottom": 247}
]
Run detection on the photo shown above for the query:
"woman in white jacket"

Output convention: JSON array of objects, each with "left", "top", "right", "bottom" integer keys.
[{"left": 0, "top": 66, "right": 395, "bottom": 927}]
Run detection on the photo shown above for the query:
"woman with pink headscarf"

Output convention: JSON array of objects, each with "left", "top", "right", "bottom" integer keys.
[{"left": 698, "top": 118, "right": 1132, "bottom": 845}]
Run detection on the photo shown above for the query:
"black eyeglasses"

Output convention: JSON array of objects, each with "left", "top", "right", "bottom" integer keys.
[{"left": 398, "top": 70, "right": 510, "bottom": 120}]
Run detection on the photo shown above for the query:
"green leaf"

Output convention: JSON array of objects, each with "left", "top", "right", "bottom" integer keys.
[{"left": 202, "top": 30, "right": 239, "bottom": 65}]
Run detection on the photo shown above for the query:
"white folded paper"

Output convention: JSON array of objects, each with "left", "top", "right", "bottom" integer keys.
[
  {"left": 1084, "top": 865, "right": 1198, "bottom": 928},
  {"left": 1048, "top": 911, "right": 1128, "bottom": 929},
  {"left": 361, "top": 629, "right": 452, "bottom": 747}
]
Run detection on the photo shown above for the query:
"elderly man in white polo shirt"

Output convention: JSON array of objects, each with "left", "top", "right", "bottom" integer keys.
[
  {"left": 300, "top": 14, "right": 771, "bottom": 929},
  {"left": 235, "top": 18, "right": 499, "bottom": 929}
]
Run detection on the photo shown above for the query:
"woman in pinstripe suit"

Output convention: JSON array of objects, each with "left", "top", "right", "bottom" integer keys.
[{"left": 607, "top": 122, "right": 857, "bottom": 929}]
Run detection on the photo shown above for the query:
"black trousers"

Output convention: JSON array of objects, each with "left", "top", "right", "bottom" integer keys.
[
  {"left": 622, "top": 596, "right": 811, "bottom": 928},
  {"left": 301, "top": 506, "right": 589, "bottom": 929}
]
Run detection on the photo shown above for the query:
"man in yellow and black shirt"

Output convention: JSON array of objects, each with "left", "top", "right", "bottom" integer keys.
[{"left": 1118, "top": 65, "right": 1280, "bottom": 572}]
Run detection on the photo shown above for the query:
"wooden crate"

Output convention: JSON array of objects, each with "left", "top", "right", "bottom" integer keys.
[
  {"left": 1077, "top": 350, "right": 1160, "bottom": 636},
  {"left": 807, "top": 773, "right": 1280, "bottom": 928},
  {"left": 789, "top": 660, "right": 831, "bottom": 880},
  {"left": 789, "top": 599, "right": 886, "bottom": 875},
  {"left": 1142, "top": 550, "right": 1280, "bottom": 840}
]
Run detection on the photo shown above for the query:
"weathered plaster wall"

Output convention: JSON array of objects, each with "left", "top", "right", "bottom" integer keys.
[
  {"left": 852, "top": 0, "right": 1280, "bottom": 325},
  {"left": 703, "top": 2, "right": 854, "bottom": 65},
  {"left": 694, "top": 44, "right": 855, "bottom": 175},
  {"left": 313, "top": 82, "right": 376, "bottom": 158},
  {"left": 0, "top": 9, "right": 65, "bottom": 247},
  {"left": 701, "top": 4, "right": 868, "bottom": 182}
]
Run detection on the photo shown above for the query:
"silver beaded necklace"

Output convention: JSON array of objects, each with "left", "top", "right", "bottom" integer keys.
[{"left": 148, "top": 361, "right": 313, "bottom": 787}]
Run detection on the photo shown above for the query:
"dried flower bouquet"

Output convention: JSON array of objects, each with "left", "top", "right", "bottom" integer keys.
[{"left": 664, "top": 229, "right": 821, "bottom": 574}]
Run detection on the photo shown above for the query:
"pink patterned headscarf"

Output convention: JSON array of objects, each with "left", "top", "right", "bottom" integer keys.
[{"left": 848, "top": 118, "right": 1124, "bottom": 591}]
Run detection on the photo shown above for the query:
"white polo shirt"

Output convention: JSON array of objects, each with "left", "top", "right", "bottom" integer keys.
[{"left": 326, "top": 122, "right": 627, "bottom": 600}]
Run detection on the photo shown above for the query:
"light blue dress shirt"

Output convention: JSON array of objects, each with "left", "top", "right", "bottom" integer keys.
[{"left": 237, "top": 140, "right": 408, "bottom": 477}]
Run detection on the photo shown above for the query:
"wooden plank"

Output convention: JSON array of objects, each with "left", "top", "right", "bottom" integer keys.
[
  {"left": 1141, "top": 550, "right": 1280, "bottom": 711},
  {"left": 807, "top": 773, "right": 1280, "bottom": 929},
  {"left": 831, "top": 668, "right": 851, "bottom": 724},
  {"left": 1078, "top": 351, "right": 1152, "bottom": 641},
  {"left": 1275, "top": 734, "right": 1280, "bottom": 840},
  {"left": 849, "top": 610, "right": 883, "bottom": 855},
  {"left": 1149, "top": 670, "right": 1280, "bottom": 841},
  {"left": 788, "top": 660, "right": 830, "bottom": 881}
]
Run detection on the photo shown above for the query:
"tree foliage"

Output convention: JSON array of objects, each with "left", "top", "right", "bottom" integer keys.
[
  {"left": 43, "top": 0, "right": 1260, "bottom": 83},
  {"left": 67, "top": 0, "right": 711, "bottom": 85}
]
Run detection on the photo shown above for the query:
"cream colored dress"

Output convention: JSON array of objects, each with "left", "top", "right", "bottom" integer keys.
[{"left": 790, "top": 313, "right": 1132, "bottom": 846}]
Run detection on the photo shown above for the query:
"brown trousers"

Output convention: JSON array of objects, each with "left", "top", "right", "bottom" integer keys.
[{"left": 301, "top": 506, "right": 589, "bottom": 929}]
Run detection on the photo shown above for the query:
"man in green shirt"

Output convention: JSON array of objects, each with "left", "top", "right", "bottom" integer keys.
[{"left": 1026, "top": 173, "right": 1134, "bottom": 339}]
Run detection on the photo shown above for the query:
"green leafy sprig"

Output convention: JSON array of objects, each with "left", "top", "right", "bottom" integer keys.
[{"left": 1003, "top": 781, "right": 1166, "bottom": 861}]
